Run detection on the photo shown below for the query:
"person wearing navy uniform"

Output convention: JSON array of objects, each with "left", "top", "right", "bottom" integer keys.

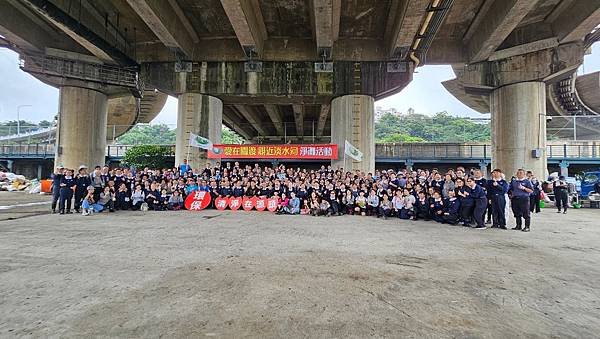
[
  {"left": 456, "top": 178, "right": 473, "bottom": 226},
  {"left": 59, "top": 169, "right": 76, "bottom": 214},
  {"left": 527, "top": 171, "right": 542, "bottom": 213},
  {"left": 466, "top": 177, "right": 487, "bottom": 229},
  {"left": 509, "top": 169, "right": 534, "bottom": 232},
  {"left": 553, "top": 175, "right": 569, "bottom": 214},
  {"left": 487, "top": 169, "right": 509, "bottom": 229},
  {"left": 442, "top": 190, "right": 460, "bottom": 225},
  {"left": 50, "top": 166, "right": 64, "bottom": 213},
  {"left": 74, "top": 165, "right": 91, "bottom": 213}
]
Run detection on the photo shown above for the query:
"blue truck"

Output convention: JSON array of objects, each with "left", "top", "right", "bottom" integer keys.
[{"left": 579, "top": 171, "right": 600, "bottom": 199}]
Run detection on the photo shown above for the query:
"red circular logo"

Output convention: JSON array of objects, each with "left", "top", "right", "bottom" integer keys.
[
  {"left": 229, "top": 196, "right": 243, "bottom": 210},
  {"left": 215, "top": 196, "right": 229, "bottom": 211},
  {"left": 267, "top": 197, "right": 279, "bottom": 212},
  {"left": 255, "top": 197, "right": 267, "bottom": 211},
  {"left": 184, "top": 190, "right": 212, "bottom": 211},
  {"left": 242, "top": 197, "right": 255, "bottom": 211}
]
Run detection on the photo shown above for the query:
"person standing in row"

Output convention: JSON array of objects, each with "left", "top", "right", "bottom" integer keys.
[
  {"left": 488, "top": 169, "right": 509, "bottom": 229},
  {"left": 527, "top": 171, "right": 541, "bottom": 214},
  {"left": 51, "top": 166, "right": 64, "bottom": 213},
  {"left": 74, "top": 165, "right": 91, "bottom": 213},
  {"left": 509, "top": 169, "right": 534, "bottom": 232},
  {"left": 553, "top": 175, "right": 569, "bottom": 214},
  {"left": 58, "top": 169, "right": 76, "bottom": 214},
  {"left": 466, "top": 177, "right": 487, "bottom": 229}
]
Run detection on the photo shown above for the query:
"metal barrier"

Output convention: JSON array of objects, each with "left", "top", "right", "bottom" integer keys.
[
  {"left": 1, "top": 142, "right": 600, "bottom": 162},
  {"left": 376, "top": 143, "right": 489, "bottom": 160}
]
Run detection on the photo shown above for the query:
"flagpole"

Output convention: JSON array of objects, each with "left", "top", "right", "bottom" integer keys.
[{"left": 186, "top": 131, "right": 191, "bottom": 167}]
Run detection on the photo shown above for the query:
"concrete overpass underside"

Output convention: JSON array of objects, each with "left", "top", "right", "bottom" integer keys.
[{"left": 0, "top": 0, "right": 599, "bottom": 175}]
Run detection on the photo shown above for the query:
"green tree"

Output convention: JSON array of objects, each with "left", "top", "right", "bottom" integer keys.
[
  {"left": 374, "top": 111, "right": 491, "bottom": 143},
  {"left": 380, "top": 133, "right": 425, "bottom": 143},
  {"left": 117, "top": 124, "right": 176, "bottom": 145},
  {"left": 122, "top": 145, "right": 174, "bottom": 169},
  {"left": 222, "top": 126, "right": 244, "bottom": 144}
]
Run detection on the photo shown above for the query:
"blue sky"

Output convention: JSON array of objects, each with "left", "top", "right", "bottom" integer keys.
[{"left": 0, "top": 43, "right": 599, "bottom": 125}]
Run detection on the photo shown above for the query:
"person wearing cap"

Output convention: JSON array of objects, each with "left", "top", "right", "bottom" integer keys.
[
  {"left": 51, "top": 166, "right": 64, "bottom": 213},
  {"left": 487, "top": 169, "right": 509, "bottom": 229},
  {"left": 74, "top": 165, "right": 91, "bottom": 213},
  {"left": 81, "top": 185, "right": 102, "bottom": 215},
  {"left": 553, "top": 175, "right": 569, "bottom": 214}
]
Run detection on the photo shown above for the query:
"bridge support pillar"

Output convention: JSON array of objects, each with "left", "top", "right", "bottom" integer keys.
[
  {"left": 6, "top": 160, "right": 14, "bottom": 172},
  {"left": 55, "top": 87, "right": 107, "bottom": 170},
  {"left": 330, "top": 95, "right": 375, "bottom": 174},
  {"left": 175, "top": 93, "right": 222, "bottom": 170},
  {"left": 491, "top": 82, "right": 547, "bottom": 179}
]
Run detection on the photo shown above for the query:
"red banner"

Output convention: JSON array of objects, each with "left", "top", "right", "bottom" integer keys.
[{"left": 208, "top": 144, "right": 338, "bottom": 160}]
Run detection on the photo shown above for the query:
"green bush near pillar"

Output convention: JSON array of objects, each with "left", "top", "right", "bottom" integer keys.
[{"left": 122, "top": 145, "right": 174, "bottom": 169}]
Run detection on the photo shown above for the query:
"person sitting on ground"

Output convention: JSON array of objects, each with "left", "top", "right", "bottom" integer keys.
[
  {"left": 98, "top": 186, "right": 115, "bottom": 212},
  {"left": 115, "top": 183, "right": 130, "bottom": 210},
  {"left": 276, "top": 193, "right": 289, "bottom": 214},
  {"left": 318, "top": 198, "right": 331, "bottom": 216},
  {"left": 300, "top": 200, "right": 310, "bottom": 215},
  {"left": 327, "top": 191, "right": 341, "bottom": 216},
  {"left": 82, "top": 186, "right": 103, "bottom": 215},
  {"left": 415, "top": 191, "right": 430, "bottom": 221},
  {"left": 392, "top": 190, "right": 404, "bottom": 218},
  {"left": 283, "top": 191, "right": 301, "bottom": 215},
  {"left": 378, "top": 194, "right": 392, "bottom": 219},
  {"left": 366, "top": 190, "right": 380, "bottom": 216},
  {"left": 431, "top": 191, "right": 445, "bottom": 223},
  {"left": 355, "top": 191, "right": 367, "bottom": 216},
  {"left": 442, "top": 189, "right": 460, "bottom": 225},
  {"left": 341, "top": 190, "right": 355, "bottom": 215},
  {"left": 401, "top": 188, "right": 416, "bottom": 220},
  {"left": 131, "top": 185, "right": 145, "bottom": 211},
  {"left": 168, "top": 190, "right": 184, "bottom": 210},
  {"left": 310, "top": 196, "right": 321, "bottom": 216}
]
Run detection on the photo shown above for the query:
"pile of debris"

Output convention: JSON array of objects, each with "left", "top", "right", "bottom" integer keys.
[{"left": 0, "top": 171, "right": 40, "bottom": 193}]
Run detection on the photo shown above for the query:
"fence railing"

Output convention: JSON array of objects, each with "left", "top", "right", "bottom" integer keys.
[{"left": 1, "top": 142, "right": 600, "bottom": 160}]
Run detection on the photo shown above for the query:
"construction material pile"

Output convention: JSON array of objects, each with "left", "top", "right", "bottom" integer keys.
[{"left": 0, "top": 171, "right": 40, "bottom": 193}]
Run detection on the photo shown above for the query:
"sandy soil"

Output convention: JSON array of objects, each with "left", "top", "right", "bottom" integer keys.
[{"left": 0, "top": 201, "right": 599, "bottom": 338}]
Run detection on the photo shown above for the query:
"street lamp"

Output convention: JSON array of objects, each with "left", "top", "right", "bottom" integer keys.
[{"left": 16, "top": 104, "right": 32, "bottom": 136}]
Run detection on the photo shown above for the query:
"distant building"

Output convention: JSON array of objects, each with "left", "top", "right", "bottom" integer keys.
[{"left": 374, "top": 106, "right": 405, "bottom": 121}]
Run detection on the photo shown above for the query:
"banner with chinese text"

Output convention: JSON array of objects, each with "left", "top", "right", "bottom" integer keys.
[{"left": 207, "top": 144, "right": 338, "bottom": 160}]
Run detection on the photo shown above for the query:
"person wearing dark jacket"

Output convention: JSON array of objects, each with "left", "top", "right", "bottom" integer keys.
[
  {"left": 487, "top": 169, "right": 509, "bottom": 229},
  {"left": 509, "top": 169, "right": 534, "bottom": 232},
  {"left": 527, "top": 171, "right": 542, "bottom": 213},
  {"left": 59, "top": 169, "right": 76, "bottom": 214},
  {"left": 74, "top": 165, "right": 91, "bottom": 213},
  {"left": 466, "top": 177, "right": 487, "bottom": 229},
  {"left": 442, "top": 190, "right": 461, "bottom": 225},
  {"left": 51, "top": 166, "right": 64, "bottom": 213},
  {"left": 553, "top": 175, "right": 569, "bottom": 214},
  {"left": 430, "top": 191, "right": 445, "bottom": 223},
  {"left": 456, "top": 178, "right": 473, "bottom": 227},
  {"left": 415, "top": 191, "right": 430, "bottom": 221}
]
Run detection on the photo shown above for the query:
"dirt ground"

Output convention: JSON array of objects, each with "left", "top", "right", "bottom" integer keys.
[
  {"left": 1, "top": 192, "right": 599, "bottom": 338},
  {"left": 0, "top": 191, "right": 52, "bottom": 221}
]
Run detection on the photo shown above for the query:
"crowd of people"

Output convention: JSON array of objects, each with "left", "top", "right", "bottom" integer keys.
[{"left": 50, "top": 159, "right": 548, "bottom": 232}]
